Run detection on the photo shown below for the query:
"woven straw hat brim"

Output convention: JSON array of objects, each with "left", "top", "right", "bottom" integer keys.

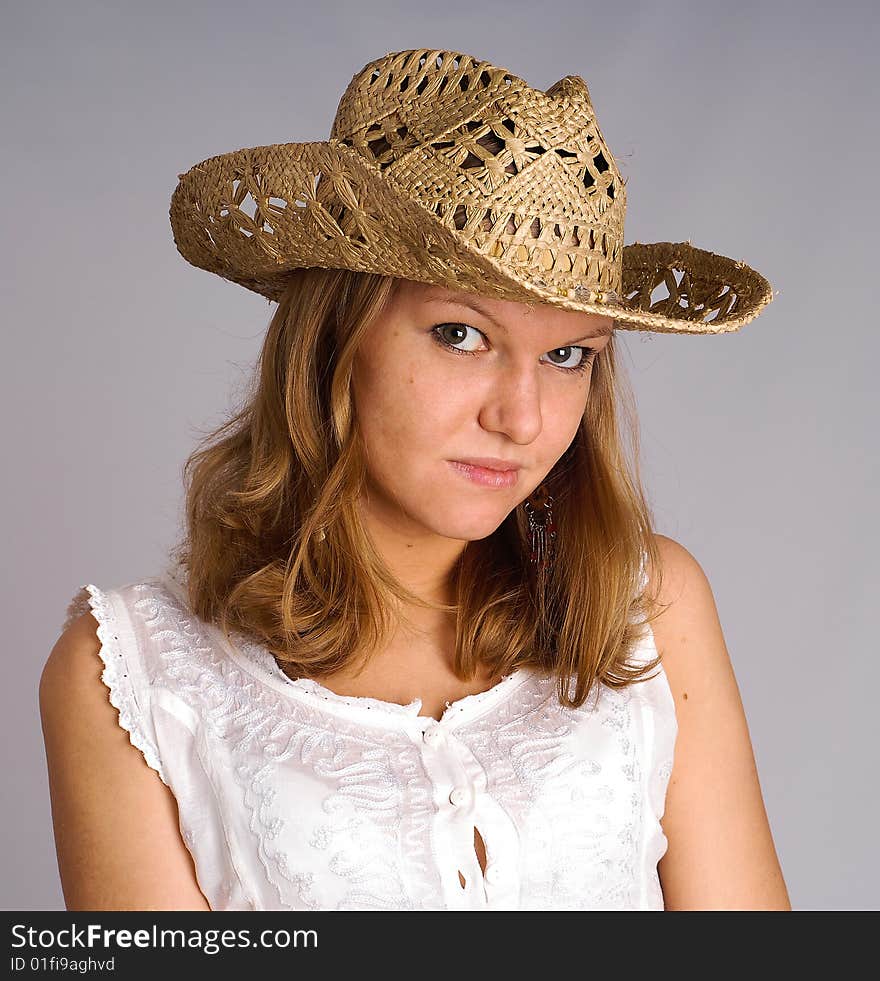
[{"left": 170, "top": 138, "right": 773, "bottom": 335}]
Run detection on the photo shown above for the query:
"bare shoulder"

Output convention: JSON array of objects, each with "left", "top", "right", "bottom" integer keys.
[
  {"left": 643, "top": 533, "right": 792, "bottom": 910},
  {"left": 644, "top": 534, "right": 738, "bottom": 687},
  {"left": 42, "top": 610, "right": 108, "bottom": 689},
  {"left": 39, "top": 612, "right": 210, "bottom": 910}
]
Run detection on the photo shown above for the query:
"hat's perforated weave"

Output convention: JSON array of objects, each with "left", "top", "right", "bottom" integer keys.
[{"left": 170, "top": 48, "right": 773, "bottom": 334}]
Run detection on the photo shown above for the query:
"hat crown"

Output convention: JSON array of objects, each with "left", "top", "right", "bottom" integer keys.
[
  {"left": 544, "top": 74, "right": 592, "bottom": 106},
  {"left": 328, "top": 48, "right": 627, "bottom": 300}
]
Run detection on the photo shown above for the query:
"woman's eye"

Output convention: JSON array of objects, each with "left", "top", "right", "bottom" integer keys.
[
  {"left": 433, "top": 322, "right": 484, "bottom": 352},
  {"left": 543, "top": 346, "right": 589, "bottom": 370},
  {"left": 430, "top": 322, "right": 596, "bottom": 374}
]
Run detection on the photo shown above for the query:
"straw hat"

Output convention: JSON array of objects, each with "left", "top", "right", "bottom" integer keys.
[{"left": 169, "top": 48, "right": 774, "bottom": 334}]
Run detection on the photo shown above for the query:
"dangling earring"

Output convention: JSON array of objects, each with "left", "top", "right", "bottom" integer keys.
[{"left": 523, "top": 482, "right": 557, "bottom": 569}]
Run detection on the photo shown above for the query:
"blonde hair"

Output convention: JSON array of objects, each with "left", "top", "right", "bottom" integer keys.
[{"left": 171, "top": 266, "right": 666, "bottom": 709}]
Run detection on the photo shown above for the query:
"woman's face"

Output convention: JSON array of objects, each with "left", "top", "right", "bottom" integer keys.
[{"left": 351, "top": 278, "right": 614, "bottom": 546}]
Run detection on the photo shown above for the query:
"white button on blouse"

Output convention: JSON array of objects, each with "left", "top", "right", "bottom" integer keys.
[
  {"left": 423, "top": 725, "right": 444, "bottom": 745},
  {"left": 485, "top": 865, "right": 502, "bottom": 885}
]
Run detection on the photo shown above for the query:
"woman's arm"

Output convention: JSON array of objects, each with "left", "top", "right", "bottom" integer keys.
[
  {"left": 648, "top": 534, "right": 791, "bottom": 910},
  {"left": 39, "top": 612, "right": 211, "bottom": 910}
]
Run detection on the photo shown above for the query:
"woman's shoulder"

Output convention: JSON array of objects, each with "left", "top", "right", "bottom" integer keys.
[
  {"left": 45, "top": 576, "right": 180, "bottom": 783},
  {"left": 41, "top": 605, "right": 106, "bottom": 702},
  {"left": 644, "top": 533, "right": 721, "bottom": 657},
  {"left": 643, "top": 533, "right": 726, "bottom": 689},
  {"left": 54, "top": 577, "right": 179, "bottom": 680}
]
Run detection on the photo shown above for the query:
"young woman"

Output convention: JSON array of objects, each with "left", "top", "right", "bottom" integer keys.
[{"left": 39, "top": 47, "right": 790, "bottom": 911}]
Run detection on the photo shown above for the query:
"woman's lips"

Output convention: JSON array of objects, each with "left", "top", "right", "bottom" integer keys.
[{"left": 448, "top": 460, "right": 521, "bottom": 488}]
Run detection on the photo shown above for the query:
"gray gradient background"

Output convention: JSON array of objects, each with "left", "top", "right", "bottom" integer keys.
[{"left": 3, "top": 0, "right": 877, "bottom": 911}]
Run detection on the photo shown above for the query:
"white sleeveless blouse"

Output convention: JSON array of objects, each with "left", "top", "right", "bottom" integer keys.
[{"left": 61, "top": 555, "right": 677, "bottom": 911}]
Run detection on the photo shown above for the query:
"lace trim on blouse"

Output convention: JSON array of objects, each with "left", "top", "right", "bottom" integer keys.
[
  {"left": 158, "top": 557, "right": 532, "bottom": 731},
  {"left": 62, "top": 583, "right": 170, "bottom": 787}
]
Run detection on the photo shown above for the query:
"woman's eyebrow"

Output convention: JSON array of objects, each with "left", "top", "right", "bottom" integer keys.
[{"left": 424, "top": 289, "right": 613, "bottom": 342}]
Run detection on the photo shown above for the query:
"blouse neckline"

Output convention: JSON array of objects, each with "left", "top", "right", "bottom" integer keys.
[{"left": 157, "top": 560, "right": 532, "bottom": 732}]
